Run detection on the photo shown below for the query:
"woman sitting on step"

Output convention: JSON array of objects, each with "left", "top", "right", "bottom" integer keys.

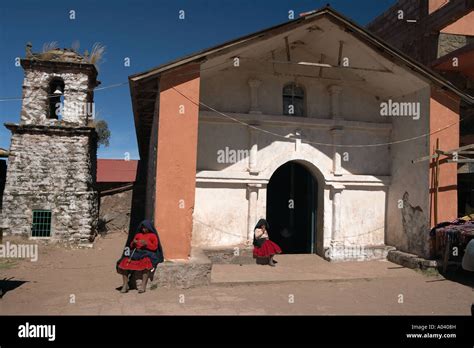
[
  {"left": 253, "top": 219, "right": 282, "bottom": 267},
  {"left": 116, "top": 220, "right": 164, "bottom": 293}
]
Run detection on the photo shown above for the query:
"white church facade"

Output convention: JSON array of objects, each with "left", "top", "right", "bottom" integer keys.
[{"left": 129, "top": 7, "right": 472, "bottom": 260}]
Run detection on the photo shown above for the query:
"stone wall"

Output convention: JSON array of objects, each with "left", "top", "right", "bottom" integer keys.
[
  {"left": 21, "top": 64, "right": 95, "bottom": 126},
  {"left": 1, "top": 125, "right": 98, "bottom": 243},
  {"left": 437, "top": 32, "right": 474, "bottom": 57}
]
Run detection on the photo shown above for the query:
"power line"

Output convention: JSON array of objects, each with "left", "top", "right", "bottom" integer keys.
[
  {"left": 0, "top": 58, "right": 232, "bottom": 102},
  {"left": 0, "top": 61, "right": 465, "bottom": 149},
  {"left": 171, "top": 86, "right": 463, "bottom": 148},
  {"left": 0, "top": 81, "right": 130, "bottom": 102}
]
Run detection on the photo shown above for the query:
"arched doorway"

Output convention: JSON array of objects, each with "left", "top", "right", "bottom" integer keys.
[{"left": 266, "top": 161, "right": 317, "bottom": 254}]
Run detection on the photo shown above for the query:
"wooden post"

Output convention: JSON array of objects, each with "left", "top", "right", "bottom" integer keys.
[
  {"left": 442, "top": 237, "right": 451, "bottom": 274},
  {"left": 434, "top": 138, "right": 440, "bottom": 226}
]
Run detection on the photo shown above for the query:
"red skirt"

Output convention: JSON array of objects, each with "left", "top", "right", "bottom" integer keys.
[
  {"left": 117, "top": 257, "right": 153, "bottom": 271},
  {"left": 253, "top": 240, "right": 282, "bottom": 258}
]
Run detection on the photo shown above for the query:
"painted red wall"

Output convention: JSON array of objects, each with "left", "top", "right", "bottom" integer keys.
[
  {"left": 441, "top": 11, "right": 474, "bottom": 35},
  {"left": 429, "top": 87, "right": 460, "bottom": 226},
  {"left": 154, "top": 63, "right": 200, "bottom": 259}
]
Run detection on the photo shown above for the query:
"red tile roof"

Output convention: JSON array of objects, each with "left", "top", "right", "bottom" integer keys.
[
  {"left": 432, "top": 43, "right": 474, "bottom": 80},
  {"left": 97, "top": 159, "right": 138, "bottom": 183}
]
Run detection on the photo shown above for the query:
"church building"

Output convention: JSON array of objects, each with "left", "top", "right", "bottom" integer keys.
[{"left": 129, "top": 7, "right": 473, "bottom": 261}]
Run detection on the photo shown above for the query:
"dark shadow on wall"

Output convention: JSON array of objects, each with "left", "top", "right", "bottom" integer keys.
[
  {"left": 401, "top": 191, "right": 430, "bottom": 258},
  {"left": 128, "top": 159, "right": 147, "bottom": 234},
  {"left": 0, "top": 160, "right": 6, "bottom": 210},
  {"left": 458, "top": 173, "right": 474, "bottom": 216}
]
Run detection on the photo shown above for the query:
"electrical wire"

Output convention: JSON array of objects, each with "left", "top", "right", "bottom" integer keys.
[
  {"left": 171, "top": 85, "right": 464, "bottom": 148},
  {"left": 0, "top": 59, "right": 467, "bottom": 149}
]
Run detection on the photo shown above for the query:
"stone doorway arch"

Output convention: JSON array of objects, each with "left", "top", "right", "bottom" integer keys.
[{"left": 266, "top": 160, "right": 323, "bottom": 255}]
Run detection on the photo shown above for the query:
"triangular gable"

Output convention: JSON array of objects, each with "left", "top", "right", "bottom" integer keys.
[{"left": 130, "top": 6, "right": 473, "bottom": 104}]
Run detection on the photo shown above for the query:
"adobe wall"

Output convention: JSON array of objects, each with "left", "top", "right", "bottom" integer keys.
[
  {"left": 429, "top": 87, "right": 460, "bottom": 226},
  {"left": 154, "top": 64, "right": 200, "bottom": 259}
]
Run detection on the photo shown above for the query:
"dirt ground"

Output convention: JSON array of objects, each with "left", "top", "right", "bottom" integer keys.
[{"left": 0, "top": 231, "right": 473, "bottom": 315}]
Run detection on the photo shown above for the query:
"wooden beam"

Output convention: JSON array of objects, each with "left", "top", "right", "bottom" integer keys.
[
  {"left": 440, "top": 143, "right": 474, "bottom": 154},
  {"left": 271, "top": 50, "right": 276, "bottom": 74},
  {"left": 434, "top": 139, "right": 440, "bottom": 226},
  {"left": 337, "top": 40, "right": 344, "bottom": 66},
  {"left": 319, "top": 53, "right": 325, "bottom": 78},
  {"left": 284, "top": 36, "right": 291, "bottom": 62},
  {"left": 412, "top": 144, "right": 474, "bottom": 163},
  {"left": 424, "top": 0, "right": 474, "bottom": 32},
  {"left": 447, "top": 159, "right": 474, "bottom": 163},
  {"left": 240, "top": 57, "right": 391, "bottom": 73}
]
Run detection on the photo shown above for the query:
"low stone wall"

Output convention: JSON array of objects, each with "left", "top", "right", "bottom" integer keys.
[{"left": 387, "top": 250, "right": 438, "bottom": 269}]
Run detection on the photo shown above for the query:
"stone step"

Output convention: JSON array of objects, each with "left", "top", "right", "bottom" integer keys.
[
  {"left": 144, "top": 247, "right": 212, "bottom": 289},
  {"left": 203, "top": 245, "right": 254, "bottom": 264},
  {"left": 211, "top": 254, "right": 419, "bottom": 285}
]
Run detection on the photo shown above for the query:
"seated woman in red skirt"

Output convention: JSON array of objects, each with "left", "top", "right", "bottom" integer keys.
[
  {"left": 116, "top": 220, "right": 164, "bottom": 293},
  {"left": 253, "top": 219, "right": 281, "bottom": 267}
]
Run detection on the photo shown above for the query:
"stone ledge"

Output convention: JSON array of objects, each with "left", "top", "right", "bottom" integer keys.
[
  {"left": 387, "top": 250, "right": 438, "bottom": 270},
  {"left": 325, "top": 244, "right": 396, "bottom": 262},
  {"left": 203, "top": 245, "right": 255, "bottom": 265},
  {"left": 146, "top": 247, "right": 212, "bottom": 289},
  {"left": 149, "top": 262, "right": 211, "bottom": 289},
  {"left": 4, "top": 122, "right": 96, "bottom": 135}
]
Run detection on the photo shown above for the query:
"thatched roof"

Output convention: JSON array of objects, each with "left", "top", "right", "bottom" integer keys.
[{"left": 31, "top": 48, "right": 89, "bottom": 63}]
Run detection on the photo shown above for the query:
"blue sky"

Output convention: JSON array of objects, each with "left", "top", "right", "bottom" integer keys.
[{"left": 0, "top": 0, "right": 396, "bottom": 159}]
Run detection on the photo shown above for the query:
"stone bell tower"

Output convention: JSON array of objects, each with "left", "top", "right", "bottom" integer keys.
[{"left": 1, "top": 43, "right": 100, "bottom": 243}]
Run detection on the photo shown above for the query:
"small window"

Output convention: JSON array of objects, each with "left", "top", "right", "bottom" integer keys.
[
  {"left": 48, "top": 78, "right": 65, "bottom": 120},
  {"left": 32, "top": 210, "right": 52, "bottom": 237},
  {"left": 283, "top": 83, "right": 305, "bottom": 117}
]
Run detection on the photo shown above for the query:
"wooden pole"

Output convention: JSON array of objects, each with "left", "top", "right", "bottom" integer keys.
[
  {"left": 284, "top": 36, "right": 291, "bottom": 62},
  {"left": 434, "top": 138, "right": 440, "bottom": 226},
  {"left": 337, "top": 41, "right": 344, "bottom": 66}
]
